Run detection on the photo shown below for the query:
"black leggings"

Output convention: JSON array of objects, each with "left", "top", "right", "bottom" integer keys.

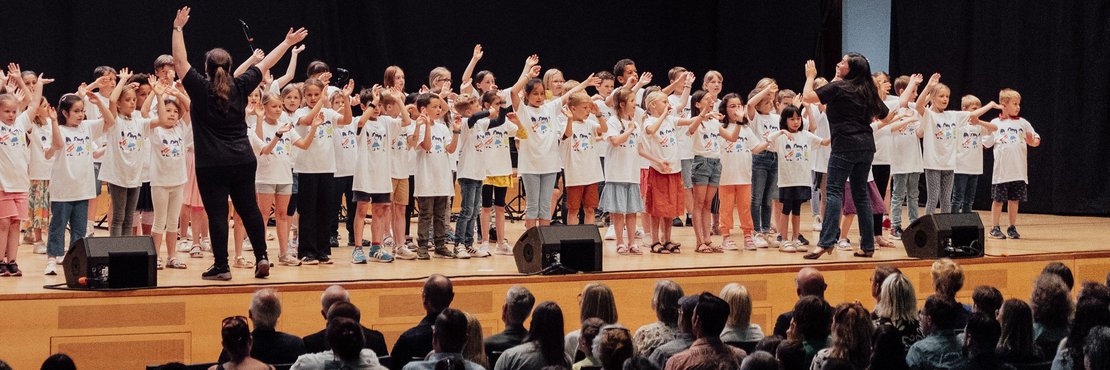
[
  {"left": 482, "top": 185, "right": 507, "bottom": 208},
  {"left": 195, "top": 162, "right": 268, "bottom": 266},
  {"left": 332, "top": 175, "right": 354, "bottom": 242},
  {"left": 296, "top": 173, "right": 336, "bottom": 259},
  {"left": 782, "top": 198, "right": 804, "bottom": 216},
  {"left": 872, "top": 164, "right": 891, "bottom": 199}
]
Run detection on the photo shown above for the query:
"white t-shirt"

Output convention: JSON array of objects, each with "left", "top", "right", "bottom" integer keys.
[
  {"left": 293, "top": 107, "right": 341, "bottom": 174},
  {"left": 603, "top": 116, "right": 642, "bottom": 184},
  {"left": 149, "top": 124, "right": 191, "bottom": 187},
  {"left": 561, "top": 119, "right": 604, "bottom": 187},
  {"left": 50, "top": 122, "right": 102, "bottom": 202},
  {"left": 84, "top": 92, "right": 109, "bottom": 165},
  {"left": 643, "top": 115, "right": 681, "bottom": 174},
  {"left": 720, "top": 125, "right": 763, "bottom": 186},
  {"left": 750, "top": 113, "right": 781, "bottom": 151},
  {"left": 954, "top": 125, "right": 986, "bottom": 175},
  {"left": 772, "top": 131, "right": 824, "bottom": 188},
  {"left": 480, "top": 117, "right": 518, "bottom": 178},
  {"left": 692, "top": 119, "right": 723, "bottom": 159},
  {"left": 390, "top": 122, "right": 416, "bottom": 179},
  {"left": 594, "top": 100, "right": 615, "bottom": 158},
  {"left": 921, "top": 110, "right": 972, "bottom": 171},
  {"left": 353, "top": 116, "right": 400, "bottom": 194},
  {"left": 809, "top": 105, "right": 831, "bottom": 173},
  {"left": 873, "top": 100, "right": 901, "bottom": 165},
  {"left": 0, "top": 112, "right": 32, "bottom": 192},
  {"left": 456, "top": 116, "right": 487, "bottom": 181},
  {"left": 516, "top": 99, "right": 566, "bottom": 174},
  {"left": 98, "top": 114, "right": 153, "bottom": 188},
  {"left": 413, "top": 121, "right": 454, "bottom": 197},
  {"left": 890, "top": 118, "right": 925, "bottom": 175},
  {"left": 28, "top": 119, "right": 55, "bottom": 181},
  {"left": 251, "top": 119, "right": 301, "bottom": 185},
  {"left": 668, "top": 95, "right": 694, "bottom": 160},
  {"left": 332, "top": 120, "right": 358, "bottom": 177},
  {"left": 986, "top": 117, "right": 1038, "bottom": 184}
]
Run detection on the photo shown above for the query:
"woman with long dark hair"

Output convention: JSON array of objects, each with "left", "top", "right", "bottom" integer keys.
[
  {"left": 496, "top": 301, "right": 571, "bottom": 370},
  {"left": 171, "top": 7, "right": 307, "bottom": 280},
  {"left": 801, "top": 54, "right": 892, "bottom": 258}
]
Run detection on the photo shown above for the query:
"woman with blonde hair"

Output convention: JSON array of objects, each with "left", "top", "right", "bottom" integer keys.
[
  {"left": 462, "top": 312, "right": 489, "bottom": 369},
  {"left": 719, "top": 283, "right": 765, "bottom": 342},
  {"left": 872, "top": 273, "right": 923, "bottom": 350}
]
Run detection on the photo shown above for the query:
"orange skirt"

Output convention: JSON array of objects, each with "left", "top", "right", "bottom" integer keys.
[{"left": 643, "top": 169, "right": 683, "bottom": 218}]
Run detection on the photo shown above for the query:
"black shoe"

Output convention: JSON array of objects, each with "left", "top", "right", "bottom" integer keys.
[
  {"left": 202, "top": 264, "right": 232, "bottom": 281},
  {"left": 684, "top": 216, "right": 693, "bottom": 227},
  {"left": 329, "top": 236, "right": 339, "bottom": 248},
  {"left": 672, "top": 218, "right": 684, "bottom": 227},
  {"left": 797, "top": 234, "right": 810, "bottom": 246},
  {"left": 433, "top": 245, "right": 456, "bottom": 259},
  {"left": 891, "top": 226, "right": 904, "bottom": 239},
  {"left": 318, "top": 255, "right": 333, "bottom": 264},
  {"left": 1006, "top": 226, "right": 1021, "bottom": 239},
  {"left": 255, "top": 259, "right": 270, "bottom": 278},
  {"left": 7, "top": 261, "right": 21, "bottom": 277},
  {"left": 989, "top": 226, "right": 1006, "bottom": 239}
]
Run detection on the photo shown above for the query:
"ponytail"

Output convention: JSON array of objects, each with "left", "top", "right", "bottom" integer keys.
[
  {"left": 204, "top": 48, "right": 234, "bottom": 111},
  {"left": 212, "top": 67, "right": 231, "bottom": 109}
]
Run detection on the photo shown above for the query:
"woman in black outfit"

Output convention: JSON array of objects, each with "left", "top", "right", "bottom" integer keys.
[
  {"left": 800, "top": 54, "right": 892, "bottom": 259},
  {"left": 172, "top": 7, "right": 308, "bottom": 280}
]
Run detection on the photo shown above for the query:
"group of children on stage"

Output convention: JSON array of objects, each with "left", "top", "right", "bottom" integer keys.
[{"left": 0, "top": 44, "right": 1042, "bottom": 277}]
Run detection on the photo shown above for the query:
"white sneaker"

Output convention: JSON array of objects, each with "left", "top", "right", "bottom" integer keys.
[
  {"left": 44, "top": 258, "right": 58, "bottom": 275},
  {"left": 266, "top": 232, "right": 276, "bottom": 241},
  {"left": 474, "top": 242, "right": 492, "bottom": 258},
  {"left": 494, "top": 239, "right": 513, "bottom": 255},
  {"left": 393, "top": 244, "right": 418, "bottom": 260},
  {"left": 812, "top": 216, "right": 823, "bottom": 231},
  {"left": 243, "top": 238, "right": 253, "bottom": 251},
  {"left": 635, "top": 228, "right": 646, "bottom": 239},
  {"left": 176, "top": 239, "right": 192, "bottom": 252},
  {"left": 454, "top": 245, "right": 471, "bottom": 259},
  {"left": 604, "top": 226, "right": 617, "bottom": 240},
  {"left": 837, "top": 238, "right": 853, "bottom": 251},
  {"left": 781, "top": 241, "right": 798, "bottom": 253},
  {"left": 767, "top": 233, "right": 782, "bottom": 248},
  {"left": 33, "top": 241, "right": 47, "bottom": 254},
  {"left": 753, "top": 233, "right": 770, "bottom": 249},
  {"left": 86, "top": 221, "right": 96, "bottom": 237}
]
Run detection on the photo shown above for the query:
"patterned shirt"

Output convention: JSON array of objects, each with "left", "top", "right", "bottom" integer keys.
[
  {"left": 663, "top": 338, "right": 747, "bottom": 370},
  {"left": 634, "top": 321, "right": 678, "bottom": 357}
]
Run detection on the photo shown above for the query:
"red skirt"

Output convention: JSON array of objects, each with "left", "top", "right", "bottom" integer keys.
[{"left": 644, "top": 169, "right": 683, "bottom": 218}]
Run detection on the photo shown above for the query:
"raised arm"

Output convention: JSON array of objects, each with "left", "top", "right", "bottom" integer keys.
[
  {"left": 644, "top": 106, "right": 671, "bottom": 136},
  {"left": 171, "top": 7, "right": 193, "bottom": 77},
  {"left": 273, "top": 45, "right": 304, "bottom": 90},
  {"left": 151, "top": 84, "right": 170, "bottom": 128},
  {"left": 899, "top": 74, "right": 923, "bottom": 109},
  {"left": 296, "top": 87, "right": 328, "bottom": 126},
  {"left": 802, "top": 60, "right": 821, "bottom": 105},
  {"left": 445, "top": 116, "right": 461, "bottom": 154},
  {"left": 255, "top": 27, "right": 309, "bottom": 76},
  {"left": 460, "top": 44, "right": 483, "bottom": 97},
  {"left": 969, "top": 101, "right": 1001, "bottom": 131},
  {"left": 88, "top": 91, "right": 115, "bottom": 129},
  {"left": 108, "top": 68, "right": 133, "bottom": 119},
  {"left": 25, "top": 73, "right": 45, "bottom": 121},
  {"left": 336, "top": 80, "right": 355, "bottom": 126},
  {"left": 509, "top": 55, "right": 540, "bottom": 110},
  {"left": 915, "top": 73, "right": 940, "bottom": 117},
  {"left": 420, "top": 117, "right": 434, "bottom": 151},
  {"left": 234, "top": 49, "right": 265, "bottom": 77},
  {"left": 747, "top": 83, "right": 777, "bottom": 121},
  {"left": 46, "top": 107, "right": 62, "bottom": 160},
  {"left": 608, "top": 118, "right": 636, "bottom": 146},
  {"left": 558, "top": 74, "right": 602, "bottom": 103},
  {"left": 293, "top": 115, "right": 322, "bottom": 150},
  {"left": 673, "top": 72, "right": 693, "bottom": 116}
]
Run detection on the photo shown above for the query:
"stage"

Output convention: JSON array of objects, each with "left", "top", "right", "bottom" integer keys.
[{"left": 1, "top": 210, "right": 1108, "bottom": 369}]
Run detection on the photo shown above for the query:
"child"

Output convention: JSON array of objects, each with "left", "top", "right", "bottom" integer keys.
[
  {"left": 685, "top": 90, "right": 731, "bottom": 252},
  {"left": 952, "top": 95, "right": 987, "bottom": 215},
  {"left": 410, "top": 93, "right": 459, "bottom": 259},
  {"left": 746, "top": 81, "right": 781, "bottom": 247},
  {"left": 331, "top": 90, "right": 359, "bottom": 248},
  {"left": 477, "top": 91, "right": 523, "bottom": 256},
  {"left": 350, "top": 92, "right": 407, "bottom": 263},
  {"left": 84, "top": 66, "right": 117, "bottom": 237},
  {"left": 293, "top": 78, "right": 355, "bottom": 265},
  {"left": 251, "top": 92, "right": 315, "bottom": 266},
  {"left": 768, "top": 106, "right": 829, "bottom": 252},
  {"left": 44, "top": 90, "right": 115, "bottom": 275},
  {"left": 985, "top": 89, "right": 1039, "bottom": 239},
  {"left": 142, "top": 80, "right": 187, "bottom": 269},
  {"left": 666, "top": 69, "right": 695, "bottom": 228},
  {"left": 808, "top": 78, "right": 831, "bottom": 233},
  {"left": 380, "top": 90, "right": 419, "bottom": 259},
  {"left": 889, "top": 75, "right": 925, "bottom": 238},
  {"left": 561, "top": 89, "right": 607, "bottom": 228},
  {"left": 15, "top": 71, "right": 55, "bottom": 255},
  {"left": 0, "top": 74, "right": 44, "bottom": 277},
  {"left": 601, "top": 89, "right": 647, "bottom": 255},
  {"left": 871, "top": 72, "right": 896, "bottom": 233},
  {"left": 101, "top": 68, "right": 153, "bottom": 237},
  {"left": 716, "top": 93, "right": 771, "bottom": 251},
  {"left": 452, "top": 94, "right": 489, "bottom": 258}
]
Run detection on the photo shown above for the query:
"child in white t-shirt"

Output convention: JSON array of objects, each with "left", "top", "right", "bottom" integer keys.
[
  {"left": 451, "top": 94, "right": 492, "bottom": 258},
  {"left": 600, "top": 89, "right": 648, "bottom": 255},
  {"left": 984, "top": 89, "right": 1040, "bottom": 239},
  {"left": 477, "top": 92, "right": 523, "bottom": 256},
  {"left": 378, "top": 90, "right": 419, "bottom": 260},
  {"left": 952, "top": 95, "right": 988, "bottom": 215},
  {"left": 769, "top": 106, "right": 829, "bottom": 252},
  {"left": 330, "top": 90, "right": 359, "bottom": 250},
  {"left": 746, "top": 81, "right": 782, "bottom": 246},
  {"left": 889, "top": 75, "right": 924, "bottom": 238},
  {"left": 141, "top": 81, "right": 191, "bottom": 269},
  {"left": 685, "top": 90, "right": 731, "bottom": 252},
  {"left": 561, "top": 90, "right": 607, "bottom": 229},
  {"left": 0, "top": 75, "right": 45, "bottom": 277},
  {"left": 411, "top": 94, "right": 460, "bottom": 259},
  {"left": 350, "top": 93, "right": 409, "bottom": 264},
  {"left": 102, "top": 68, "right": 155, "bottom": 237}
]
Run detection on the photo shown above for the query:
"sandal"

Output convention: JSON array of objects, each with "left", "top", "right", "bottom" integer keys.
[
  {"left": 166, "top": 258, "right": 187, "bottom": 269},
  {"left": 665, "top": 242, "right": 681, "bottom": 254},
  {"left": 189, "top": 246, "right": 203, "bottom": 258},
  {"left": 616, "top": 245, "right": 631, "bottom": 255},
  {"left": 695, "top": 242, "right": 716, "bottom": 253},
  {"left": 233, "top": 256, "right": 255, "bottom": 269},
  {"left": 157, "top": 257, "right": 165, "bottom": 270},
  {"left": 853, "top": 249, "right": 875, "bottom": 258},
  {"left": 627, "top": 244, "right": 644, "bottom": 255},
  {"left": 650, "top": 242, "right": 670, "bottom": 254}
]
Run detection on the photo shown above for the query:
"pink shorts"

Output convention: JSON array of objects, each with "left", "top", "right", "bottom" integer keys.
[{"left": 0, "top": 192, "right": 30, "bottom": 221}]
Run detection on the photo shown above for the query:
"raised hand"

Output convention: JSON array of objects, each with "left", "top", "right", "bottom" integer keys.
[
  {"left": 93, "top": 74, "right": 115, "bottom": 90},
  {"left": 453, "top": 114, "right": 462, "bottom": 131},
  {"left": 927, "top": 73, "right": 941, "bottom": 86},
  {"left": 506, "top": 112, "right": 520, "bottom": 124},
  {"left": 911, "top": 73, "right": 924, "bottom": 84},
  {"left": 685, "top": 71, "right": 696, "bottom": 86},
  {"left": 174, "top": 7, "right": 191, "bottom": 28},
  {"left": 12, "top": 88, "right": 25, "bottom": 102},
  {"left": 278, "top": 123, "right": 294, "bottom": 135},
  {"left": 472, "top": 44, "right": 484, "bottom": 61},
  {"left": 583, "top": 73, "right": 602, "bottom": 87},
  {"left": 284, "top": 27, "right": 309, "bottom": 45},
  {"left": 662, "top": 103, "right": 672, "bottom": 117},
  {"left": 248, "top": 48, "right": 265, "bottom": 63},
  {"left": 311, "top": 112, "right": 325, "bottom": 127},
  {"left": 805, "top": 60, "right": 817, "bottom": 79},
  {"left": 85, "top": 90, "right": 102, "bottom": 105},
  {"left": 262, "top": 72, "right": 274, "bottom": 87},
  {"left": 291, "top": 44, "right": 306, "bottom": 55},
  {"left": 527, "top": 65, "right": 541, "bottom": 79},
  {"left": 341, "top": 79, "right": 356, "bottom": 97},
  {"left": 639, "top": 72, "right": 653, "bottom": 87},
  {"left": 7, "top": 63, "right": 21, "bottom": 79},
  {"left": 117, "top": 68, "right": 133, "bottom": 83},
  {"left": 524, "top": 54, "right": 539, "bottom": 68},
  {"left": 77, "top": 82, "right": 88, "bottom": 97}
]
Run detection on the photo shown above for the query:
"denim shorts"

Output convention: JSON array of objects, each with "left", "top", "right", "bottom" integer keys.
[
  {"left": 690, "top": 156, "right": 722, "bottom": 186},
  {"left": 255, "top": 183, "right": 293, "bottom": 195}
]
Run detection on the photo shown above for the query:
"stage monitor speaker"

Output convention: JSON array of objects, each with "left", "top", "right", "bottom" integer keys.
[
  {"left": 901, "top": 213, "right": 985, "bottom": 259},
  {"left": 64, "top": 236, "right": 158, "bottom": 289},
  {"left": 513, "top": 225, "right": 602, "bottom": 274}
]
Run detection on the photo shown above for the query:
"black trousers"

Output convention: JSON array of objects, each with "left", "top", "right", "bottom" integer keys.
[
  {"left": 331, "top": 175, "right": 355, "bottom": 243},
  {"left": 195, "top": 162, "right": 268, "bottom": 266},
  {"left": 296, "top": 173, "right": 336, "bottom": 259}
]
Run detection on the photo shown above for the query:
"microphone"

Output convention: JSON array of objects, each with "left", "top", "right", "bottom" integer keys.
[{"left": 238, "top": 19, "right": 255, "bottom": 51}]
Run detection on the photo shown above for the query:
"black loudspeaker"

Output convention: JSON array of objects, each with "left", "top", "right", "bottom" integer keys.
[
  {"left": 64, "top": 236, "right": 158, "bottom": 289},
  {"left": 513, "top": 225, "right": 602, "bottom": 274},
  {"left": 901, "top": 213, "right": 985, "bottom": 259}
]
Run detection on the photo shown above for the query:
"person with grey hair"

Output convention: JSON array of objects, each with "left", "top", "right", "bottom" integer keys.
[
  {"left": 649, "top": 295, "right": 699, "bottom": 369},
  {"left": 304, "top": 286, "right": 388, "bottom": 357},
  {"left": 1084, "top": 326, "right": 1110, "bottom": 370},
  {"left": 219, "top": 288, "right": 306, "bottom": 364},
  {"left": 486, "top": 286, "right": 537, "bottom": 368},
  {"left": 634, "top": 280, "right": 684, "bottom": 357}
]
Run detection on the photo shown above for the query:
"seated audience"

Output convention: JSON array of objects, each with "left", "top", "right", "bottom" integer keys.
[
  {"left": 869, "top": 324, "right": 910, "bottom": 370},
  {"left": 869, "top": 266, "right": 902, "bottom": 313},
  {"left": 774, "top": 268, "right": 828, "bottom": 338},
  {"left": 817, "top": 358, "right": 853, "bottom": 370},
  {"left": 40, "top": 354, "right": 77, "bottom": 370},
  {"left": 464, "top": 312, "right": 490, "bottom": 369},
  {"left": 304, "top": 286, "right": 388, "bottom": 356},
  {"left": 392, "top": 274, "right": 455, "bottom": 370},
  {"left": 776, "top": 340, "right": 808, "bottom": 370},
  {"left": 872, "top": 273, "right": 923, "bottom": 351},
  {"left": 649, "top": 295, "right": 698, "bottom": 368},
  {"left": 753, "top": 336, "right": 783, "bottom": 355},
  {"left": 634, "top": 280, "right": 684, "bottom": 357},
  {"left": 496, "top": 302, "right": 572, "bottom": 370},
  {"left": 573, "top": 318, "right": 606, "bottom": 370},
  {"left": 952, "top": 312, "right": 1014, "bottom": 370},
  {"left": 292, "top": 317, "right": 388, "bottom": 370},
  {"left": 996, "top": 299, "right": 1045, "bottom": 364},
  {"left": 739, "top": 351, "right": 779, "bottom": 370},
  {"left": 664, "top": 293, "right": 747, "bottom": 370},
  {"left": 486, "top": 286, "right": 537, "bottom": 368},
  {"left": 567, "top": 283, "right": 620, "bottom": 361},
  {"left": 789, "top": 296, "right": 832, "bottom": 367},
  {"left": 1083, "top": 326, "right": 1110, "bottom": 370},
  {"left": 623, "top": 356, "right": 659, "bottom": 370},
  {"left": 220, "top": 289, "right": 306, "bottom": 365},
  {"left": 1052, "top": 282, "right": 1110, "bottom": 370},
  {"left": 1040, "top": 262, "right": 1074, "bottom": 291},
  {"left": 720, "top": 283, "right": 765, "bottom": 343},
  {"left": 906, "top": 295, "right": 966, "bottom": 370},
  {"left": 595, "top": 325, "right": 636, "bottom": 370},
  {"left": 214, "top": 316, "right": 274, "bottom": 370},
  {"left": 810, "top": 303, "right": 873, "bottom": 370},
  {"left": 1031, "top": 273, "right": 1073, "bottom": 359},
  {"left": 972, "top": 286, "right": 1004, "bottom": 318},
  {"left": 931, "top": 259, "right": 971, "bottom": 328},
  {"left": 402, "top": 308, "right": 485, "bottom": 370}
]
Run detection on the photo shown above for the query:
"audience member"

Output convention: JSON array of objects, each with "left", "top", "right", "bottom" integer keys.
[
  {"left": 739, "top": 351, "right": 779, "bottom": 370},
  {"left": 622, "top": 356, "right": 659, "bottom": 370},
  {"left": 870, "top": 265, "right": 902, "bottom": 309},
  {"left": 291, "top": 317, "right": 388, "bottom": 370},
  {"left": 487, "top": 286, "right": 537, "bottom": 368},
  {"left": 566, "top": 283, "right": 620, "bottom": 361},
  {"left": 648, "top": 295, "right": 698, "bottom": 368},
  {"left": 40, "top": 354, "right": 77, "bottom": 370},
  {"left": 869, "top": 324, "right": 909, "bottom": 370},
  {"left": 304, "top": 286, "right": 388, "bottom": 356},
  {"left": 595, "top": 325, "right": 636, "bottom": 370},
  {"left": 1031, "top": 273, "right": 1073, "bottom": 359},
  {"left": 810, "top": 303, "right": 872, "bottom": 370},
  {"left": 996, "top": 299, "right": 1044, "bottom": 364},
  {"left": 402, "top": 308, "right": 485, "bottom": 370},
  {"left": 774, "top": 268, "right": 828, "bottom": 337},
  {"left": 464, "top": 312, "right": 490, "bottom": 369},
  {"left": 435, "top": 357, "right": 467, "bottom": 370},
  {"left": 872, "top": 273, "right": 923, "bottom": 351},
  {"left": 972, "top": 286, "right": 1004, "bottom": 318},
  {"left": 573, "top": 318, "right": 606, "bottom": 370},
  {"left": 776, "top": 340, "right": 808, "bottom": 370},
  {"left": 1052, "top": 282, "right": 1110, "bottom": 370},
  {"left": 213, "top": 316, "right": 273, "bottom": 370},
  {"left": 1040, "top": 262, "right": 1074, "bottom": 291},
  {"left": 931, "top": 259, "right": 971, "bottom": 328},
  {"left": 753, "top": 336, "right": 783, "bottom": 355},
  {"left": 664, "top": 293, "right": 746, "bottom": 370},
  {"left": 220, "top": 289, "right": 306, "bottom": 365},
  {"left": 634, "top": 280, "right": 684, "bottom": 357},
  {"left": 1083, "top": 326, "right": 1110, "bottom": 370},
  {"left": 496, "top": 302, "right": 572, "bottom": 370},
  {"left": 952, "top": 312, "right": 1014, "bottom": 370},
  {"left": 789, "top": 296, "right": 832, "bottom": 367},
  {"left": 720, "top": 283, "right": 765, "bottom": 343},
  {"left": 906, "top": 295, "right": 966, "bottom": 370},
  {"left": 392, "top": 274, "right": 455, "bottom": 370},
  {"left": 0, "top": 359, "right": 10, "bottom": 370}
]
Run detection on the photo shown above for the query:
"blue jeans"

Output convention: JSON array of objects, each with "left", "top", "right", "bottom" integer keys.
[
  {"left": 522, "top": 173, "right": 558, "bottom": 220},
  {"left": 951, "top": 174, "right": 978, "bottom": 214},
  {"left": 48, "top": 200, "right": 89, "bottom": 257},
  {"left": 454, "top": 178, "right": 483, "bottom": 246},
  {"left": 751, "top": 153, "right": 778, "bottom": 233},
  {"left": 891, "top": 173, "right": 922, "bottom": 229},
  {"left": 818, "top": 151, "right": 875, "bottom": 251}
]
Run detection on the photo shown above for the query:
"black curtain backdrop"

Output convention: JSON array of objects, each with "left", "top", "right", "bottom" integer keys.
[
  {"left": 891, "top": 0, "right": 1110, "bottom": 216},
  {"left": 1, "top": 0, "right": 838, "bottom": 111}
]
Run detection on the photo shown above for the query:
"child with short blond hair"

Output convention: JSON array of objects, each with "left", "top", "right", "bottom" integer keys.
[{"left": 985, "top": 88, "right": 1040, "bottom": 239}]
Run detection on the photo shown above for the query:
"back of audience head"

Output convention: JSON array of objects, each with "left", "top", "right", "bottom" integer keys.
[
  {"left": 754, "top": 335, "right": 783, "bottom": 354},
  {"left": 721, "top": 283, "right": 754, "bottom": 331},
  {"left": 652, "top": 280, "right": 684, "bottom": 326},
  {"left": 1041, "top": 261, "right": 1074, "bottom": 290},
  {"left": 0, "top": 359, "right": 9, "bottom": 370},
  {"left": 997, "top": 298, "right": 1038, "bottom": 360},
  {"left": 593, "top": 325, "right": 635, "bottom": 370},
  {"left": 1031, "top": 273, "right": 1073, "bottom": 328},
  {"left": 249, "top": 288, "right": 282, "bottom": 329},
  {"left": 963, "top": 312, "right": 1002, "bottom": 359},
  {"left": 776, "top": 340, "right": 807, "bottom": 370},
  {"left": 424, "top": 274, "right": 455, "bottom": 314},
  {"left": 463, "top": 312, "right": 489, "bottom": 369},
  {"left": 921, "top": 295, "right": 962, "bottom": 334},
  {"left": 1085, "top": 326, "right": 1110, "bottom": 370},
  {"left": 678, "top": 295, "right": 699, "bottom": 335},
  {"left": 155, "top": 362, "right": 187, "bottom": 370},
  {"left": 327, "top": 301, "right": 362, "bottom": 323},
  {"left": 871, "top": 265, "right": 901, "bottom": 301},
  {"left": 221, "top": 316, "right": 252, "bottom": 363},
  {"left": 828, "top": 303, "right": 873, "bottom": 369},
  {"left": 796, "top": 268, "right": 828, "bottom": 299},
  {"left": 505, "top": 285, "right": 537, "bottom": 327},
  {"left": 434, "top": 356, "right": 467, "bottom": 370},
  {"left": 528, "top": 301, "right": 569, "bottom": 367},
  {"left": 931, "top": 258, "right": 964, "bottom": 300},
  {"left": 321, "top": 285, "right": 351, "bottom": 319},
  {"left": 622, "top": 356, "right": 658, "bottom": 370},
  {"left": 329, "top": 317, "right": 366, "bottom": 362},
  {"left": 693, "top": 292, "right": 730, "bottom": 342},
  {"left": 739, "top": 351, "right": 778, "bottom": 370},
  {"left": 875, "top": 273, "right": 917, "bottom": 326},
  {"left": 40, "top": 354, "right": 76, "bottom": 370},
  {"left": 579, "top": 318, "right": 606, "bottom": 359},
  {"left": 581, "top": 283, "right": 619, "bottom": 324},
  {"left": 434, "top": 308, "right": 469, "bottom": 354},
  {"left": 792, "top": 296, "right": 832, "bottom": 342},
  {"left": 971, "top": 285, "right": 1004, "bottom": 318},
  {"left": 1066, "top": 282, "right": 1110, "bottom": 362},
  {"left": 868, "top": 325, "right": 909, "bottom": 370}
]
